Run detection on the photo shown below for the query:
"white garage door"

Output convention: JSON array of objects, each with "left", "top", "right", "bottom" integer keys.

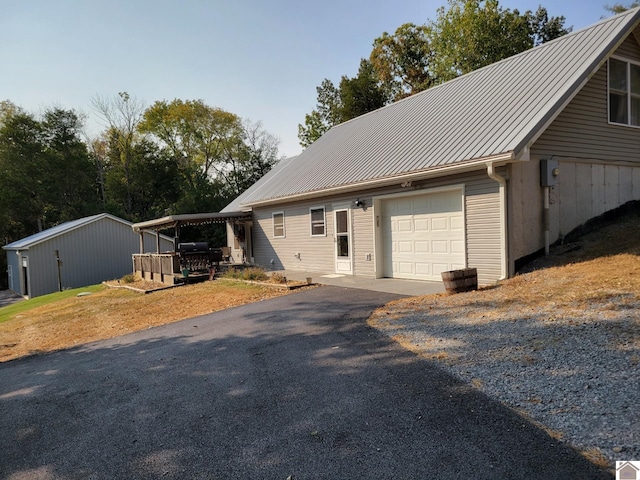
[{"left": 382, "top": 190, "right": 465, "bottom": 281}]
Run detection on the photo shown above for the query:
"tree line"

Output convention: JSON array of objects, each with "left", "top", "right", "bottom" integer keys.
[
  {"left": 0, "top": 95, "right": 280, "bottom": 288},
  {"left": 298, "top": 0, "right": 639, "bottom": 147}
]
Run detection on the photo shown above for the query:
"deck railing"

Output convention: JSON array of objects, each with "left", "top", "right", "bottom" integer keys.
[
  {"left": 133, "top": 253, "right": 181, "bottom": 285},
  {"left": 132, "top": 249, "right": 229, "bottom": 285}
]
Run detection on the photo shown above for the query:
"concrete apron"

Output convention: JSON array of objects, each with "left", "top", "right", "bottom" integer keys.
[{"left": 276, "top": 270, "right": 444, "bottom": 297}]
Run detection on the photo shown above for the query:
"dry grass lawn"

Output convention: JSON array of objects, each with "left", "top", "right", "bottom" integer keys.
[{"left": 0, "top": 279, "right": 302, "bottom": 362}]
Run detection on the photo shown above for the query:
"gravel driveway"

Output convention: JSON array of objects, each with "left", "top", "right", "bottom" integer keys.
[
  {"left": 0, "top": 286, "right": 610, "bottom": 479},
  {"left": 370, "top": 292, "right": 639, "bottom": 468}
]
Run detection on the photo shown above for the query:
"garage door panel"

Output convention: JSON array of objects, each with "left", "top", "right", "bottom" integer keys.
[
  {"left": 431, "top": 217, "right": 449, "bottom": 231},
  {"left": 397, "top": 262, "right": 414, "bottom": 274},
  {"left": 414, "top": 218, "right": 430, "bottom": 232},
  {"left": 398, "top": 219, "right": 413, "bottom": 232},
  {"left": 415, "top": 263, "right": 431, "bottom": 275},
  {"left": 431, "top": 240, "right": 450, "bottom": 254},
  {"left": 451, "top": 240, "right": 465, "bottom": 254},
  {"left": 382, "top": 190, "right": 465, "bottom": 281},
  {"left": 451, "top": 216, "right": 465, "bottom": 230},
  {"left": 398, "top": 241, "right": 413, "bottom": 253},
  {"left": 432, "top": 262, "right": 451, "bottom": 275},
  {"left": 415, "top": 241, "right": 430, "bottom": 253}
]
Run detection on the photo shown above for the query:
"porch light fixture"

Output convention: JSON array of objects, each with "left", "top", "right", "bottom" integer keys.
[{"left": 354, "top": 199, "right": 365, "bottom": 208}]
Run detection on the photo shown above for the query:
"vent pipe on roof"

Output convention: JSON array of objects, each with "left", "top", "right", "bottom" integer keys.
[{"left": 487, "top": 162, "right": 508, "bottom": 280}]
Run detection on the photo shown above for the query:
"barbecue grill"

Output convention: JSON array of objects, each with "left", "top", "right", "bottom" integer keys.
[{"left": 178, "top": 242, "right": 223, "bottom": 277}]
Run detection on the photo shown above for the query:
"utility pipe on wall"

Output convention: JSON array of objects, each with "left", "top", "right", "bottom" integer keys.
[
  {"left": 487, "top": 162, "right": 508, "bottom": 280},
  {"left": 543, "top": 186, "right": 550, "bottom": 255}
]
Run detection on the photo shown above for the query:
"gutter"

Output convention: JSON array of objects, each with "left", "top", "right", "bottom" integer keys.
[
  {"left": 245, "top": 152, "right": 516, "bottom": 209},
  {"left": 486, "top": 162, "right": 509, "bottom": 280}
]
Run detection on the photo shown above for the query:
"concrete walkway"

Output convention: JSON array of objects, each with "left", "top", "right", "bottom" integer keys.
[{"left": 277, "top": 270, "right": 445, "bottom": 296}]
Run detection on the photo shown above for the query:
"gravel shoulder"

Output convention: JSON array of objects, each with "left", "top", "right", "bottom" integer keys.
[
  {"left": 369, "top": 279, "right": 639, "bottom": 469},
  {"left": 371, "top": 208, "right": 640, "bottom": 469}
]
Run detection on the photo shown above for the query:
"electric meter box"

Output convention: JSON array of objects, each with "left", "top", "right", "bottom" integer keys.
[{"left": 540, "top": 158, "right": 559, "bottom": 187}]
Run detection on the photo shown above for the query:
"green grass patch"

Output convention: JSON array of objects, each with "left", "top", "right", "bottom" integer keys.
[{"left": 0, "top": 284, "right": 105, "bottom": 324}]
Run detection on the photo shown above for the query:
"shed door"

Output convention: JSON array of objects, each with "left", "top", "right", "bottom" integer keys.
[{"left": 381, "top": 190, "right": 465, "bottom": 280}]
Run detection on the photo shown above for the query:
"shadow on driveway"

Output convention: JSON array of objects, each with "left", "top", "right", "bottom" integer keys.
[{"left": 0, "top": 286, "right": 610, "bottom": 479}]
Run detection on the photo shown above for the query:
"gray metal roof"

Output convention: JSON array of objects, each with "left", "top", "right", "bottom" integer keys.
[
  {"left": 221, "top": 156, "right": 298, "bottom": 213},
  {"left": 2, "top": 213, "right": 147, "bottom": 250},
  {"left": 131, "top": 212, "right": 252, "bottom": 232},
  {"left": 230, "top": 8, "right": 640, "bottom": 209}
]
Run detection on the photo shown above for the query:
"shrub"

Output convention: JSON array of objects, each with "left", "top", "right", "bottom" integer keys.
[
  {"left": 222, "top": 267, "right": 268, "bottom": 282},
  {"left": 270, "top": 272, "right": 287, "bottom": 284},
  {"left": 241, "top": 267, "right": 268, "bottom": 281},
  {"left": 121, "top": 274, "right": 136, "bottom": 284}
]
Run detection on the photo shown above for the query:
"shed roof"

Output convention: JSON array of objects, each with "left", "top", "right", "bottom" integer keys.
[
  {"left": 3, "top": 214, "right": 119, "bottom": 250},
  {"left": 226, "top": 8, "right": 640, "bottom": 209},
  {"left": 2, "top": 213, "right": 173, "bottom": 251}
]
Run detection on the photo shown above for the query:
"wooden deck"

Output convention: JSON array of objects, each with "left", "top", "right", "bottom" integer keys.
[{"left": 132, "top": 252, "right": 242, "bottom": 285}]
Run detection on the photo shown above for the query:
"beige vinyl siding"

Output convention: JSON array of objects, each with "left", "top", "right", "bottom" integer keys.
[
  {"left": 616, "top": 27, "right": 640, "bottom": 62},
  {"left": 533, "top": 52, "right": 640, "bottom": 164},
  {"left": 252, "top": 169, "right": 503, "bottom": 285},
  {"left": 352, "top": 203, "right": 375, "bottom": 276},
  {"left": 528, "top": 33, "right": 640, "bottom": 251},
  {"left": 464, "top": 175, "right": 502, "bottom": 285},
  {"left": 252, "top": 203, "right": 335, "bottom": 272}
]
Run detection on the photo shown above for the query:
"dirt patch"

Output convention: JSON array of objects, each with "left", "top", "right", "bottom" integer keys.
[{"left": 0, "top": 280, "right": 311, "bottom": 363}]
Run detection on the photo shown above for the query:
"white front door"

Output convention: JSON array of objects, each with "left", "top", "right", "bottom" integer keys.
[{"left": 334, "top": 206, "right": 352, "bottom": 274}]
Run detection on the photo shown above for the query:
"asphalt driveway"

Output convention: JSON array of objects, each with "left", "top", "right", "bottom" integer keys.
[{"left": 0, "top": 286, "right": 610, "bottom": 479}]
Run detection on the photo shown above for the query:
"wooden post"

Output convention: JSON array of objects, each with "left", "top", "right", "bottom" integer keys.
[
  {"left": 155, "top": 230, "right": 160, "bottom": 253},
  {"left": 139, "top": 232, "right": 145, "bottom": 254}
]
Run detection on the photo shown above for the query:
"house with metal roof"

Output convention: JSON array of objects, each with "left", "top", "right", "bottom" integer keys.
[
  {"left": 3, "top": 213, "right": 174, "bottom": 298},
  {"left": 222, "top": 8, "right": 640, "bottom": 286}
]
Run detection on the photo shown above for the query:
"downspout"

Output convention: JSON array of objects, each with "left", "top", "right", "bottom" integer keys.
[
  {"left": 543, "top": 187, "right": 550, "bottom": 255},
  {"left": 487, "top": 162, "right": 508, "bottom": 280}
]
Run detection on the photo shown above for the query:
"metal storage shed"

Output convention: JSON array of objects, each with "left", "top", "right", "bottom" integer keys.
[{"left": 2, "top": 213, "right": 174, "bottom": 298}]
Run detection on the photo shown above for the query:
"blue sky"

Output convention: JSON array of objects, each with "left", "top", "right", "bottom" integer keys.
[{"left": 0, "top": 0, "right": 619, "bottom": 157}]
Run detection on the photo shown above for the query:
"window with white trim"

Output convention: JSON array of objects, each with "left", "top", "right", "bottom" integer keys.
[
  {"left": 310, "top": 207, "right": 326, "bottom": 236},
  {"left": 609, "top": 57, "right": 640, "bottom": 126},
  {"left": 272, "top": 212, "right": 285, "bottom": 238}
]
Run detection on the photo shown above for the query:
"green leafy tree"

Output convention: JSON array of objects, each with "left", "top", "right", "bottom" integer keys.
[
  {"left": 139, "top": 99, "right": 242, "bottom": 189},
  {"left": 604, "top": 3, "right": 640, "bottom": 14},
  {"left": 370, "top": 23, "right": 435, "bottom": 100},
  {"left": 101, "top": 132, "right": 181, "bottom": 221},
  {"left": 526, "top": 6, "right": 572, "bottom": 46},
  {"left": 0, "top": 107, "right": 99, "bottom": 247},
  {"left": 429, "top": 1, "right": 571, "bottom": 81},
  {"left": 0, "top": 111, "right": 46, "bottom": 240},
  {"left": 430, "top": 0, "right": 533, "bottom": 81},
  {"left": 298, "top": 61, "right": 387, "bottom": 147},
  {"left": 217, "top": 119, "right": 281, "bottom": 197},
  {"left": 339, "top": 59, "right": 388, "bottom": 119},
  {"left": 40, "top": 108, "right": 100, "bottom": 225},
  {"left": 91, "top": 92, "right": 145, "bottom": 216},
  {"left": 297, "top": 79, "right": 341, "bottom": 148}
]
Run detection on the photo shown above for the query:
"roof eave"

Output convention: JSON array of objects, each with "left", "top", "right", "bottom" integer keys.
[{"left": 243, "top": 151, "right": 517, "bottom": 208}]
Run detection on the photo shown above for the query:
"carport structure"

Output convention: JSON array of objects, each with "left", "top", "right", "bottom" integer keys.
[{"left": 131, "top": 212, "right": 251, "bottom": 284}]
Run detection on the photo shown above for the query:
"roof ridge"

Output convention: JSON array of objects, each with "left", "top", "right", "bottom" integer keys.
[{"left": 333, "top": 7, "right": 640, "bottom": 132}]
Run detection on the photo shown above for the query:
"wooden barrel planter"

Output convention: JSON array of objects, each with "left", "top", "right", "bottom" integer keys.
[{"left": 441, "top": 268, "right": 478, "bottom": 294}]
